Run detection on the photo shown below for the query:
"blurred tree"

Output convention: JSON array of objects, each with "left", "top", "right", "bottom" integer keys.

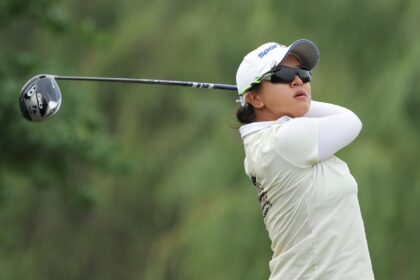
[
  {"left": 0, "top": 0, "right": 129, "bottom": 279},
  {"left": 0, "top": 0, "right": 419, "bottom": 279}
]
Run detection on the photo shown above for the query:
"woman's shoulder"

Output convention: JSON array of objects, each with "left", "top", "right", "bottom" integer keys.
[
  {"left": 271, "top": 117, "right": 318, "bottom": 137},
  {"left": 240, "top": 116, "right": 292, "bottom": 139}
]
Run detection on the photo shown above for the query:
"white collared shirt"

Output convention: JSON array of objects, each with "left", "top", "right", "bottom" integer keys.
[{"left": 240, "top": 101, "right": 374, "bottom": 279}]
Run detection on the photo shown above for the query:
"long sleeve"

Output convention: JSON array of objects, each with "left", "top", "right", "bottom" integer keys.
[{"left": 305, "top": 101, "right": 362, "bottom": 161}]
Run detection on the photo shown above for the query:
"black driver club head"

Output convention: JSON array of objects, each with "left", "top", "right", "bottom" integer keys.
[{"left": 19, "top": 75, "right": 62, "bottom": 122}]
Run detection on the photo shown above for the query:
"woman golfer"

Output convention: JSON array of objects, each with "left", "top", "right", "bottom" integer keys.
[{"left": 236, "top": 39, "right": 374, "bottom": 279}]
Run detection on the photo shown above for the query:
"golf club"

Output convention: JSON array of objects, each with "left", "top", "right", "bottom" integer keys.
[{"left": 19, "top": 74, "right": 238, "bottom": 122}]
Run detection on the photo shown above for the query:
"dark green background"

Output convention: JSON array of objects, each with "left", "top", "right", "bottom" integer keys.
[{"left": 1, "top": 0, "right": 420, "bottom": 279}]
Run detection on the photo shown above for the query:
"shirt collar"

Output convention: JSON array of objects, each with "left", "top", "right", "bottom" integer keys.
[{"left": 239, "top": 116, "right": 291, "bottom": 139}]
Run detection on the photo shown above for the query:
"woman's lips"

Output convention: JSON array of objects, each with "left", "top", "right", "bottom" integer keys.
[{"left": 294, "top": 90, "right": 308, "bottom": 99}]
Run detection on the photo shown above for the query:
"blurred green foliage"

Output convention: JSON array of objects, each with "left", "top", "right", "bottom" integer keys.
[{"left": 1, "top": 0, "right": 420, "bottom": 279}]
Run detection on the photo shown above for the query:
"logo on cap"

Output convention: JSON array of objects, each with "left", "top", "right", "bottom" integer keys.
[{"left": 258, "top": 44, "right": 280, "bottom": 59}]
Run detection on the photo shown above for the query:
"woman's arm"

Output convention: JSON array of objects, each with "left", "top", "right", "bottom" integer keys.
[{"left": 305, "top": 101, "right": 362, "bottom": 161}]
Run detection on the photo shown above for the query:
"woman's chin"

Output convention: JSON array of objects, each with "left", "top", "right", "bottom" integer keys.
[{"left": 291, "top": 105, "right": 310, "bottom": 118}]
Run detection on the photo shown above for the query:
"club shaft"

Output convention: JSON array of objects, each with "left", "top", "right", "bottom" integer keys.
[{"left": 53, "top": 75, "right": 237, "bottom": 92}]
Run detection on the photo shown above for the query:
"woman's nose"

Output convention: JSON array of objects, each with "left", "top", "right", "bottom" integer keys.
[{"left": 291, "top": 75, "right": 303, "bottom": 87}]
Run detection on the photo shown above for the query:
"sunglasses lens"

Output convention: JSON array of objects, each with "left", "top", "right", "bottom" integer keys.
[
  {"left": 299, "top": 69, "right": 311, "bottom": 83},
  {"left": 270, "top": 69, "right": 295, "bottom": 83},
  {"left": 270, "top": 67, "right": 311, "bottom": 84},
  {"left": 300, "top": 71, "right": 311, "bottom": 83}
]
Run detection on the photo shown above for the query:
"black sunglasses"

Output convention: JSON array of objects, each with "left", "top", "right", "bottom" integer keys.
[{"left": 264, "top": 66, "right": 312, "bottom": 84}]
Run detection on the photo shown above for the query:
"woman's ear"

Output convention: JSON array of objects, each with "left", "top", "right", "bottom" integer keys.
[{"left": 245, "top": 91, "right": 264, "bottom": 109}]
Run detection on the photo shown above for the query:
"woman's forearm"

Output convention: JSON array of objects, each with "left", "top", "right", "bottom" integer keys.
[
  {"left": 305, "top": 100, "right": 350, "bottom": 118},
  {"left": 305, "top": 101, "right": 363, "bottom": 160}
]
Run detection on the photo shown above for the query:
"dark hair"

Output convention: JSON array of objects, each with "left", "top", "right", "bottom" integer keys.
[
  {"left": 236, "top": 103, "right": 256, "bottom": 124},
  {"left": 236, "top": 83, "right": 260, "bottom": 124}
]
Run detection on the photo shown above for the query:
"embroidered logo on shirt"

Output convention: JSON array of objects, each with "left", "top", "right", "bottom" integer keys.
[{"left": 251, "top": 176, "right": 272, "bottom": 218}]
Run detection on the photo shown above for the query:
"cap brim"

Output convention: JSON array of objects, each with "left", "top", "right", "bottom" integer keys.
[{"left": 285, "top": 39, "right": 319, "bottom": 70}]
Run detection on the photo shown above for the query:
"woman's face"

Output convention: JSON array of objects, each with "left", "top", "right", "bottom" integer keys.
[{"left": 246, "top": 55, "right": 312, "bottom": 120}]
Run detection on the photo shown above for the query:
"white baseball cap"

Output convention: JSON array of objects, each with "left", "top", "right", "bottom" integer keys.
[{"left": 236, "top": 39, "right": 320, "bottom": 106}]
